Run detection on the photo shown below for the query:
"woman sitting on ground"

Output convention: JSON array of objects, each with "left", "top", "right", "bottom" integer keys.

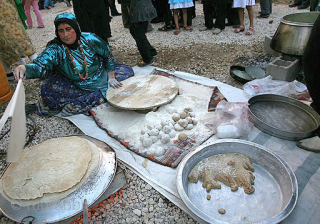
[{"left": 14, "top": 12, "right": 134, "bottom": 116}]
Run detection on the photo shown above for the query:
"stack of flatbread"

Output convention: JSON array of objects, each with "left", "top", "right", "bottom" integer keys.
[{"left": 0, "top": 136, "right": 100, "bottom": 206}]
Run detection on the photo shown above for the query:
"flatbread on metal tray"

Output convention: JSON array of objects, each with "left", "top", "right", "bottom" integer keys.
[{"left": 2, "top": 136, "right": 92, "bottom": 200}]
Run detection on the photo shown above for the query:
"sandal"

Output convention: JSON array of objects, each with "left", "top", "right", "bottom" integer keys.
[
  {"left": 183, "top": 26, "right": 193, "bottom": 31},
  {"left": 158, "top": 25, "right": 172, "bottom": 31},
  {"left": 174, "top": 27, "right": 180, "bottom": 35},
  {"left": 234, "top": 25, "right": 245, "bottom": 33},
  {"left": 245, "top": 27, "right": 254, "bottom": 35}
]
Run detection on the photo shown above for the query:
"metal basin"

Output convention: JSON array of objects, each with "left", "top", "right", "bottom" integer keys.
[
  {"left": 176, "top": 140, "right": 298, "bottom": 224},
  {"left": 248, "top": 94, "right": 320, "bottom": 140},
  {"left": 270, "top": 12, "right": 320, "bottom": 56}
]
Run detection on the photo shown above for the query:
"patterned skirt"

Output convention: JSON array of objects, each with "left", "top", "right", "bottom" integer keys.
[{"left": 35, "top": 62, "right": 134, "bottom": 116}]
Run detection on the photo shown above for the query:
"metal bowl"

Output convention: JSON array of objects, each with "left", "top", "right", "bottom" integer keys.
[
  {"left": 176, "top": 139, "right": 298, "bottom": 224},
  {"left": 270, "top": 12, "right": 320, "bottom": 56},
  {"left": 248, "top": 94, "right": 320, "bottom": 140},
  {"left": 230, "top": 65, "right": 253, "bottom": 83}
]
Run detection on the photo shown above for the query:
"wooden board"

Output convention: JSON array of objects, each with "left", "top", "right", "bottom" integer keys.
[{"left": 106, "top": 75, "right": 179, "bottom": 110}]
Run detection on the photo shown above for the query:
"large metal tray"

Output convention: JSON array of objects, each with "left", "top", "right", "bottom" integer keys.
[
  {"left": 176, "top": 139, "right": 298, "bottom": 224},
  {"left": 0, "top": 135, "right": 117, "bottom": 223},
  {"left": 248, "top": 94, "right": 320, "bottom": 140}
]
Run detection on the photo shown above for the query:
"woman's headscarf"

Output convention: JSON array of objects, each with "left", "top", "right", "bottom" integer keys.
[{"left": 47, "top": 13, "right": 81, "bottom": 50}]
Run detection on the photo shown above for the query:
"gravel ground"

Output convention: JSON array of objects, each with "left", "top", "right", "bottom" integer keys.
[{"left": 0, "top": 1, "right": 309, "bottom": 223}]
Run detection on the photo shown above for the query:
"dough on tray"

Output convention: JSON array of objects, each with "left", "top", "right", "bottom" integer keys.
[
  {"left": 188, "top": 153, "right": 255, "bottom": 194},
  {"left": 2, "top": 136, "right": 92, "bottom": 200}
]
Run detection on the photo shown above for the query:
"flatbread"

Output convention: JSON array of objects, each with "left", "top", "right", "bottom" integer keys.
[
  {"left": 2, "top": 136, "right": 92, "bottom": 200},
  {"left": 0, "top": 139, "right": 100, "bottom": 206}
]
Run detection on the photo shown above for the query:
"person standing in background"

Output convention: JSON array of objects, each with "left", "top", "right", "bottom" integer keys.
[
  {"left": 44, "top": 0, "right": 54, "bottom": 9},
  {"left": 0, "top": 0, "right": 37, "bottom": 80},
  {"left": 289, "top": 0, "right": 310, "bottom": 9},
  {"left": 72, "top": 0, "right": 112, "bottom": 45},
  {"left": 199, "top": 0, "right": 233, "bottom": 35},
  {"left": 24, "top": 0, "right": 45, "bottom": 28},
  {"left": 128, "top": 0, "right": 158, "bottom": 66},
  {"left": 258, "top": 0, "right": 272, "bottom": 18},
  {"left": 169, "top": 0, "right": 194, "bottom": 35},
  {"left": 233, "top": 0, "right": 255, "bottom": 35},
  {"left": 297, "top": 14, "right": 320, "bottom": 152}
]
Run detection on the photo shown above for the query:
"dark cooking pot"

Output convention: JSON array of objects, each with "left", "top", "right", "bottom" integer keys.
[{"left": 270, "top": 12, "right": 320, "bottom": 56}]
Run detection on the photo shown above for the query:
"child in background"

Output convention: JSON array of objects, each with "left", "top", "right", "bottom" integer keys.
[
  {"left": 233, "top": 0, "right": 255, "bottom": 35},
  {"left": 169, "top": 0, "right": 194, "bottom": 35},
  {"left": 24, "top": 0, "right": 45, "bottom": 29}
]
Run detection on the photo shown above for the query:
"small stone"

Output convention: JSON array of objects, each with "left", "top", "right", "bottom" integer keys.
[
  {"left": 206, "top": 195, "right": 211, "bottom": 200},
  {"left": 218, "top": 208, "right": 226, "bottom": 214},
  {"left": 133, "top": 209, "right": 142, "bottom": 216}
]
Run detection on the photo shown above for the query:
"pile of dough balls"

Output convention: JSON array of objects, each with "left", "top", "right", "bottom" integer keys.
[
  {"left": 139, "top": 119, "right": 176, "bottom": 157},
  {"left": 171, "top": 107, "right": 198, "bottom": 132}
]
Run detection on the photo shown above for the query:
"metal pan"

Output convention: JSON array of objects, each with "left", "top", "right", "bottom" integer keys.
[
  {"left": 248, "top": 94, "right": 320, "bottom": 140},
  {"left": 176, "top": 139, "right": 298, "bottom": 224},
  {"left": 0, "top": 135, "right": 117, "bottom": 223},
  {"left": 230, "top": 65, "right": 254, "bottom": 83}
]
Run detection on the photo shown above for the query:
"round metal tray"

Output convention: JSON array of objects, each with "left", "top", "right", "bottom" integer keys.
[
  {"left": 106, "top": 75, "right": 179, "bottom": 110},
  {"left": 0, "top": 135, "right": 117, "bottom": 223},
  {"left": 176, "top": 139, "right": 298, "bottom": 224},
  {"left": 248, "top": 94, "right": 320, "bottom": 140}
]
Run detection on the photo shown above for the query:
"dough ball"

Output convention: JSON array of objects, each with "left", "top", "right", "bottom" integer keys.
[
  {"left": 149, "top": 129, "right": 159, "bottom": 136},
  {"left": 184, "top": 107, "right": 193, "bottom": 113},
  {"left": 218, "top": 208, "right": 226, "bottom": 214},
  {"left": 172, "top": 113, "right": 180, "bottom": 122},
  {"left": 192, "top": 118, "right": 198, "bottom": 125},
  {"left": 178, "top": 133, "right": 187, "bottom": 141},
  {"left": 160, "top": 134, "right": 170, "bottom": 144},
  {"left": 148, "top": 148, "right": 155, "bottom": 155},
  {"left": 155, "top": 124, "right": 162, "bottom": 131},
  {"left": 154, "top": 147, "right": 165, "bottom": 157},
  {"left": 150, "top": 136, "right": 158, "bottom": 143},
  {"left": 166, "top": 106, "right": 177, "bottom": 114},
  {"left": 162, "top": 125, "right": 172, "bottom": 134},
  {"left": 159, "top": 130, "right": 165, "bottom": 136},
  {"left": 186, "top": 117, "right": 193, "bottom": 124},
  {"left": 178, "top": 119, "right": 188, "bottom": 128},
  {"left": 169, "top": 130, "right": 176, "bottom": 138},
  {"left": 142, "top": 138, "right": 153, "bottom": 148},
  {"left": 189, "top": 112, "right": 195, "bottom": 118},
  {"left": 161, "top": 120, "right": 170, "bottom": 127},
  {"left": 185, "top": 124, "right": 194, "bottom": 130},
  {"left": 179, "top": 111, "right": 188, "bottom": 119},
  {"left": 141, "top": 128, "right": 148, "bottom": 135},
  {"left": 147, "top": 124, "right": 154, "bottom": 130},
  {"left": 174, "top": 123, "right": 184, "bottom": 132}
]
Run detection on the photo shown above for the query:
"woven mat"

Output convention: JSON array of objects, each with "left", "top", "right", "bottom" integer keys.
[{"left": 91, "top": 70, "right": 226, "bottom": 168}]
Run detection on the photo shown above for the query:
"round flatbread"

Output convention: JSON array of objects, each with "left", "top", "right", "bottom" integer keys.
[{"left": 2, "top": 136, "right": 92, "bottom": 200}]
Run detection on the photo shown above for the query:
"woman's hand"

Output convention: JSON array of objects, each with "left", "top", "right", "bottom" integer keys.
[
  {"left": 13, "top": 65, "right": 26, "bottom": 81},
  {"left": 107, "top": 71, "right": 123, "bottom": 88},
  {"left": 108, "top": 77, "right": 123, "bottom": 88}
]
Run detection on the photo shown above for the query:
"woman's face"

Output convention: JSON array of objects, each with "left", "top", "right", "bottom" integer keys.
[{"left": 57, "top": 23, "right": 77, "bottom": 45}]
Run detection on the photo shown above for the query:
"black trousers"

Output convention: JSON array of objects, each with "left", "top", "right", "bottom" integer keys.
[
  {"left": 203, "top": 2, "right": 227, "bottom": 30},
  {"left": 129, "top": 21, "right": 157, "bottom": 63},
  {"left": 303, "top": 14, "right": 320, "bottom": 135},
  {"left": 293, "top": 0, "right": 311, "bottom": 6}
]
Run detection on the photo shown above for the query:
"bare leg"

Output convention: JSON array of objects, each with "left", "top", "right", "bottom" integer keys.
[
  {"left": 246, "top": 6, "right": 254, "bottom": 28},
  {"left": 174, "top": 9, "right": 179, "bottom": 28},
  {"left": 182, "top": 8, "right": 187, "bottom": 27},
  {"left": 238, "top": 8, "right": 244, "bottom": 27}
]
